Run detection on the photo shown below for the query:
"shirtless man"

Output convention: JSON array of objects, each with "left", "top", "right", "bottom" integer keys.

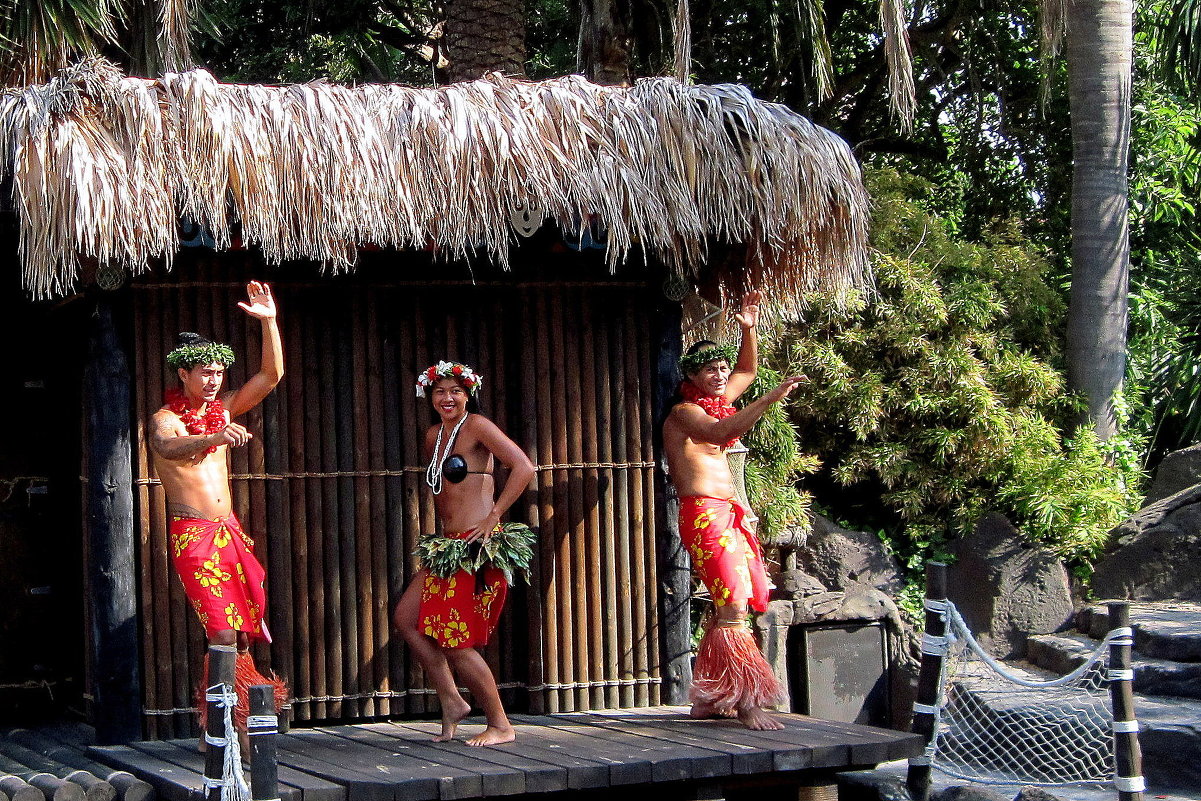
[
  {"left": 662, "top": 290, "right": 805, "bottom": 730},
  {"left": 148, "top": 281, "right": 286, "bottom": 743}
]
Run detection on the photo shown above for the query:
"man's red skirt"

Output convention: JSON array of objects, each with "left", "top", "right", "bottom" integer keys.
[
  {"left": 679, "top": 496, "right": 770, "bottom": 612},
  {"left": 417, "top": 531, "right": 508, "bottom": 649},
  {"left": 170, "top": 514, "right": 271, "bottom": 642}
]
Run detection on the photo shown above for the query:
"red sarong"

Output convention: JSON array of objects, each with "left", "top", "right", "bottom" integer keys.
[
  {"left": 170, "top": 514, "right": 271, "bottom": 642},
  {"left": 679, "top": 496, "right": 770, "bottom": 613},
  {"left": 416, "top": 531, "right": 508, "bottom": 649}
]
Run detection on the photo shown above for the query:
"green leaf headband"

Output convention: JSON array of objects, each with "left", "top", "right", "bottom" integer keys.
[
  {"left": 678, "top": 345, "right": 737, "bottom": 376},
  {"left": 166, "top": 342, "right": 236, "bottom": 371}
]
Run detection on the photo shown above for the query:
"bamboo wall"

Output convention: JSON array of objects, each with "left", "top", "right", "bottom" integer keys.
[{"left": 130, "top": 259, "right": 661, "bottom": 738}]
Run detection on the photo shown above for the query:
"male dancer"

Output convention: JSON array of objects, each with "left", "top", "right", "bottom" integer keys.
[
  {"left": 149, "top": 281, "right": 287, "bottom": 746},
  {"left": 662, "top": 290, "right": 805, "bottom": 730}
]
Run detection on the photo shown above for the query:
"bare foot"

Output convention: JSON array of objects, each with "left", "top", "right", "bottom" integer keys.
[
  {"left": 433, "top": 696, "right": 472, "bottom": 742},
  {"left": 737, "top": 706, "right": 785, "bottom": 731},
  {"left": 689, "top": 701, "right": 737, "bottom": 719},
  {"left": 465, "top": 725, "right": 516, "bottom": 747}
]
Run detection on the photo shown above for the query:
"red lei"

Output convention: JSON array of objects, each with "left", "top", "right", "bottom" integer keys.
[
  {"left": 679, "top": 382, "right": 740, "bottom": 448},
  {"left": 164, "top": 387, "right": 226, "bottom": 454}
]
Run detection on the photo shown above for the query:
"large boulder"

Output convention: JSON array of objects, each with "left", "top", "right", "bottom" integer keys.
[
  {"left": 799, "top": 515, "right": 904, "bottom": 595},
  {"left": 946, "top": 513, "right": 1074, "bottom": 659},
  {"left": 1091, "top": 484, "right": 1201, "bottom": 601},
  {"left": 1144, "top": 443, "right": 1201, "bottom": 505}
]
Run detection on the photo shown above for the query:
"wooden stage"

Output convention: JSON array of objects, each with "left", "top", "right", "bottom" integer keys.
[{"left": 91, "top": 707, "right": 922, "bottom": 801}]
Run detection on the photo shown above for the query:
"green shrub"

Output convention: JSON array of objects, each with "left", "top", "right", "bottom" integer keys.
[{"left": 770, "top": 168, "right": 1138, "bottom": 568}]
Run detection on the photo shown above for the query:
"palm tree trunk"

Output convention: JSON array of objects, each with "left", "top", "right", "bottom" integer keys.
[
  {"left": 1064, "top": 0, "right": 1133, "bottom": 441},
  {"left": 443, "top": 0, "right": 527, "bottom": 82}
]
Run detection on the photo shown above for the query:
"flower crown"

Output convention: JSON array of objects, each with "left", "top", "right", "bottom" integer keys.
[
  {"left": 166, "top": 342, "right": 236, "bottom": 371},
  {"left": 416, "top": 361, "right": 483, "bottom": 397},
  {"left": 678, "top": 344, "right": 737, "bottom": 376}
]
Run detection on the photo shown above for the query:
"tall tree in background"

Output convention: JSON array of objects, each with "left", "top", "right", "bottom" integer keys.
[
  {"left": 0, "top": 0, "right": 202, "bottom": 85},
  {"left": 1054, "top": 0, "right": 1133, "bottom": 440},
  {"left": 443, "top": 0, "right": 526, "bottom": 80}
]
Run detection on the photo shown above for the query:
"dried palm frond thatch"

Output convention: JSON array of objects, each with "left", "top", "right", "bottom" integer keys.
[{"left": 0, "top": 59, "right": 870, "bottom": 307}]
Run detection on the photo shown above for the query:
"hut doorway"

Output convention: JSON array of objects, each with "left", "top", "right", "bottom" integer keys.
[{"left": 129, "top": 255, "right": 662, "bottom": 737}]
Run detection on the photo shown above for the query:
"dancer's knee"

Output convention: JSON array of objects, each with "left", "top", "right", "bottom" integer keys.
[{"left": 209, "top": 629, "right": 237, "bottom": 646}]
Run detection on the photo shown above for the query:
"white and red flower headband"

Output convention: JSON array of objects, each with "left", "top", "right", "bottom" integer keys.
[{"left": 416, "top": 361, "right": 483, "bottom": 397}]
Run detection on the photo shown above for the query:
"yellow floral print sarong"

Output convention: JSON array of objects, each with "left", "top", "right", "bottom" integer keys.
[
  {"left": 680, "top": 496, "right": 770, "bottom": 612},
  {"left": 416, "top": 530, "right": 508, "bottom": 649},
  {"left": 170, "top": 513, "right": 271, "bottom": 641}
]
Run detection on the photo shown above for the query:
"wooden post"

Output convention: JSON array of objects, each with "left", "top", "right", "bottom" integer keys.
[
  {"left": 906, "top": 562, "right": 948, "bottom": 801},
  {"left": 1107, "top": 602, "right": 1144, "bottom": 801},
  {"left": 247, "top": 685, "right": 279, "bottom": 801},
  {"left": 650, "top": 294, "right": 689, "bottom": 704},
  {"left": 203, "top": 645, "right": 237, "bottom": 801},
  {"left": 84, "top": 300, "right": 142, "bottom": 745}
]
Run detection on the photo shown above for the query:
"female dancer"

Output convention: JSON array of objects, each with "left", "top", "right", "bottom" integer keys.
[{"left": 393, "top": 361, "right": 536, "bottom": 746}]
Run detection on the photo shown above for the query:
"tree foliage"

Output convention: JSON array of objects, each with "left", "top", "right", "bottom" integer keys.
[{"left": 772, "top": 168, "right": 1136, "bottom": 567}]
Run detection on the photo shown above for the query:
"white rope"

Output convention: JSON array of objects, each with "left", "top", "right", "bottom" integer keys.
[
  {"left": 921, "top": 632, "right": 950, "bottom": 656},
  {"left": 913, "top": 702, "right": 938, "bottom": 715},
  {"left": 247, "top": 715, "right": 278, "bottom": 729},
  {"left": 425, "top": 412, "right": 469, "bottom": 496},
  {"left": 1111, "top": 720, "right": 1139, "bottom": 733},
  {"left": 945, "top": 604, "right": 1119, "bottom": 688},
  {"left": 1107, "top": 669, "right": 1134, "bottom": 682},
  {"left": 205, "top": 684, "right": 250, "bottom": 801}
]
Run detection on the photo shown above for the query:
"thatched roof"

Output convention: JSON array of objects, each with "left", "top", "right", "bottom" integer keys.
[{"left": 1, "top": 60, "right": 870, "bottom": 302}]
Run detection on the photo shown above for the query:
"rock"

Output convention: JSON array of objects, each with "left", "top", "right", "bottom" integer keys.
[
  {"left": 1011, "top": 788, "right": 1064, "bottom": 801},
  {"left": 1091, "top": 485, "right": 1201, "bottom": 601},
  {"left": 794, "top": 591, "right": 846, "bottom": 622},
  {"left": 777, "top": 569, "right": 828, "bottom": 599},
  {"left": 931, "top": 786, "right": 1009, "bottom": 801},
  {"left": 755, "top": 600, "right": 794, "bottom": 710},
  {"left": 834, "top": 770, "right": 913, "bottom": 801},
  {"left": 946, "top": 513, "right": 1074, "bottom": 659},
  {"left": 1144, "top": 443, "right": 1201, "bottom": 505},
  {"left": 800, "top": 515, "right": 904, "bottom": 594}
]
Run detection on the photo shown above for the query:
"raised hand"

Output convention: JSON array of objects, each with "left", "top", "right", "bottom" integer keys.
[
  {"left": 733, "top": 290, "right": 762, "bottom": 330},
  {"left": 237, "top": 281, "right": 277, "bottom": 319},
  {"left": 765, "top": 374, "right": 807, "bottom": 404}
]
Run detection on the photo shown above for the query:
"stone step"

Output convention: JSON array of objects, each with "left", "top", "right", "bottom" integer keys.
[
  {"left": 1076, "top": 602, "right": 1201, "bottom": 662},
  {"left": 945, "top": 671, "right": 1201, "bottom": 791},
  {"left": 1027, "top": 632, "right": 1201, "bottom": 699}
]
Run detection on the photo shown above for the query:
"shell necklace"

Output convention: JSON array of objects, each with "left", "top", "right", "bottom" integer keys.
[{"left": 425, "top": 412, "right": 469, "bottom": 495}]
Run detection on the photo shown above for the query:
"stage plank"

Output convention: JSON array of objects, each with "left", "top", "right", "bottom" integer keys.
[{"left": 88, "top": 708, "right": 923, "bottom": 801}]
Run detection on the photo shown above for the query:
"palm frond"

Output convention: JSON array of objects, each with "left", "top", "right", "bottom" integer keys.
[{"left": 1, "top": 61, "right": 872, "bottom": 307}]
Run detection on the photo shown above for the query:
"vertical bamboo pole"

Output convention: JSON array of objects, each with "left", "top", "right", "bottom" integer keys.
[
  {"left": 350, "top": 288, "right": 376, "bottom": 719},
  {"left": 284, "top": 301, "right": 311, "bottom": 722},
  {"left": 637, "top": 303, "right": 661, "bottom": 705},
  {"left": 562, "top": 290, "right": 591, "bottom": 710},
  {"left": 320, "top": 311, "right": 345, "bottom": 719},
  {"left": 533, "top": 289, "right": 560, "bottom": 713},
  {"left": 363, "top": 287, "right": 389, "bottom": 716},
  {"left": 1107, "top": 602, "right": 1144, "bottom": 801},
  {"left": 333, "top": 300, "right": 360, "bottom": 719},
  {"left": 515, "top": 287, "right": 546, "bottom": 713},
  {"left": 301, "top": 311, "right": 328, "bottom": 720},
  {"left": 393, "top": 294, "right": 422, "bottom": 713},
  {"left": 609, "top": 298, "right": 636, "bottom": 709},
  {"left": 577, "top": 295, "right": 605, "bottom": 710},
  {"left": 625, "top": 299, "right": 652, "bottom": 706},
  {"left": 380, "top": 288, "right": 407, "bottom": 714},
  {"left": 907, "top": 562, "right": 948, "bottom": 801},
  {"left": 593, "top": 299, "right": 621, "bottom": 710},
  {"left": 248, "top": 685, "right": 278, "bottom": 801},
  {"left": 549, "top": 291, "right": 576, "bottom": 711},
  {"left": 407, "top": 294, "right": 435, "bottom": 714}
]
